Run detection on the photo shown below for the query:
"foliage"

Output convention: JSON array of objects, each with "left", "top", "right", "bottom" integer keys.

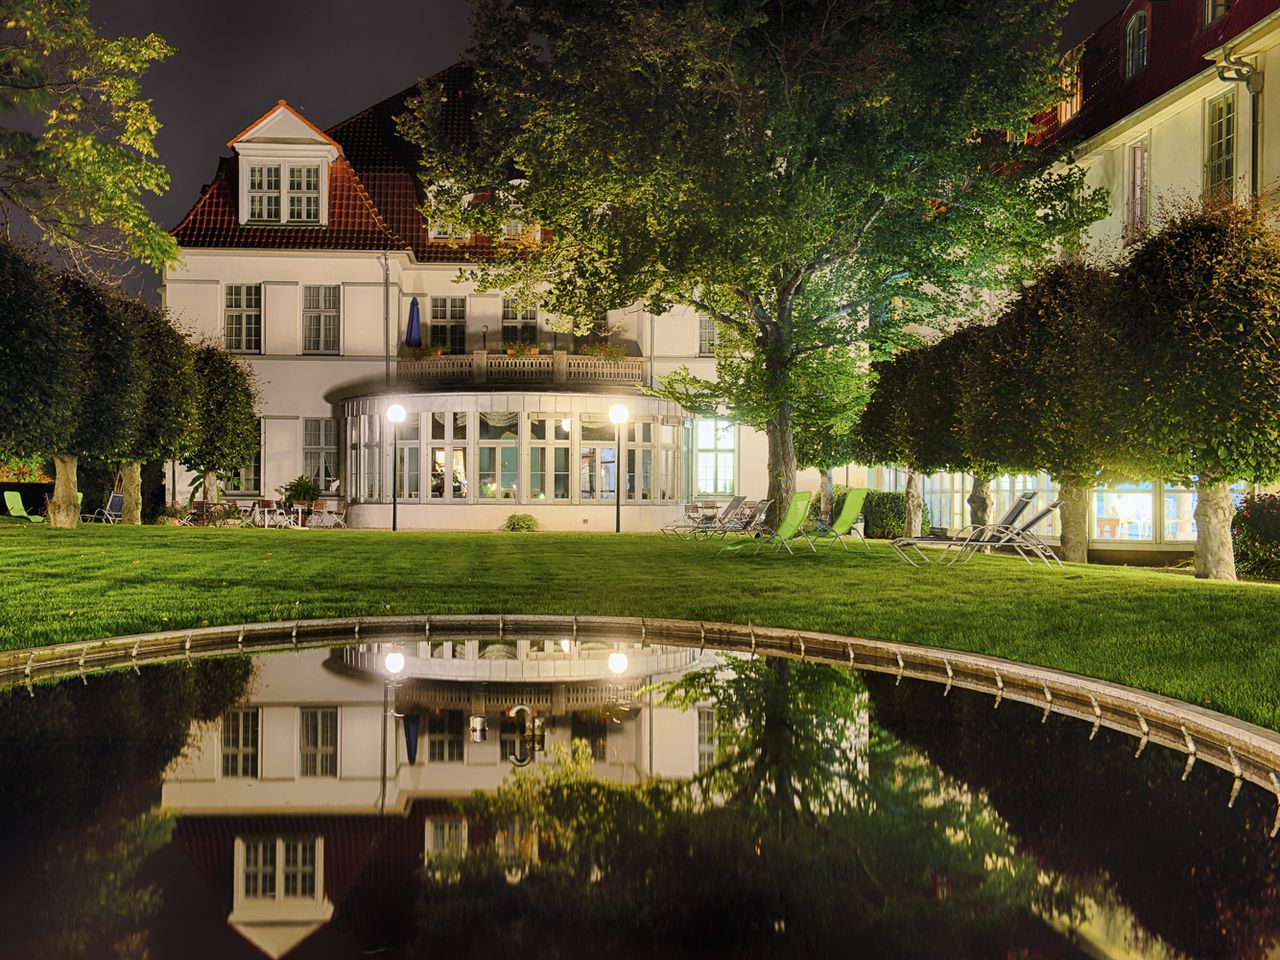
[
  {"left": 502, "top": 340, "right": 539, "bottom": 357},
  {"left": 501, "top": 512, "right": 540, "bottom": 532},
  {"left": 57, "top": 274, "right": 147, "bottom": 462},
  {"left": 1112, "top": 204, "right": 1280, "bottom": 487},
  {"left": 182, "top": 346, "right": 259, "bottom": 481},
  {"left": 277, "top": 474, "right": 321, "bottom": 510},
  {"left": 806, "top": 483, "right": 851, "bottom": 527},
  {"left": 0, "top": 241, "right": 78, "bottom": 461},
  {"left": 0, "top": 1, "right": 178, "bottom": 274},
  {"left": 1232, "top": 493, "right": 1280, "bottom": 581},
  {"left": 0, "top": 454, "right": 52, "bottom": 483},
  {"left": 402, "top": 0, "right": 1106, "bottom": 516},
  {"left": 121, "top": 299, "right": 197, "bottom": 463},
  {"left": 862, "top": 490, "right": 929, "bottom": 540},
  {"left": 576, "top": 341, "right": 627, "bottom": 363},
  {"left": 412, "top": 343, "right": 450, "bottom": 358}
]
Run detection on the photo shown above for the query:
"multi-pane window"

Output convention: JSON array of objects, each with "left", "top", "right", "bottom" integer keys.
[
  {"left": 248, "top": 165, "right": 281, "bottom": 221},
  {"left": 1125, "top": 13, "right": 1147, "bottom": 80},
  {"left": 478, "top": 412, "right": 519, "bottom": 500},
  {"left": 528, "top": 416, "right": 571, "bottom": 501},
  {"left": 697, "top": 706, "right": 717, "bottom": 774},
  {"left": 396, "top": 414, "right": 420, "bottom": 500},
  {"left": 299, "top": 707, "right": 338, "bottom": 777},
  {"left": 1058, "top": 49, "right": 1082, "bottom": 126},
  {"left": 222, "top": 707, "right": 260, "bottom": 778},
  {"left": 502, "top": 298, "right": 538, "bottom": 344},
  {"left": 1204, "top": 0, "right": 1231, "bottom": 24},
  {"left": 502, "top": 220, "right": 525, "bottom": 240},
  {"left": 240, "top": 837, "right": 319, "bottom": 903},
  {"left": 243, "top": 839, "right": 276, "bottom": 898},
  {"left": 288, "top": 166, "right": 321, "bottom": 222},
  {"left": 499, "top": 712, "right": 523, "bottom": 760},
  {"left": 425, "top": 818, "right": 468, "bottom": 860},
  {"left": 228, "top": 419, "right": 262, "bottom": 496},
  {"left": 695, "top": 419, "right": 735, "bottom": 496},
  {"left": 302, "top": 285, "right": 340, "bottom": 353},
  {"left": 1206, "top": 92, "right": 1236, "bottom": 200},
  {"left": 429, "top": 222, "right": 470, "bottom": 240},
  {"left": 1126, "top": 140, "right": 1150, "bottom": 233},
  {"left": 698, "top": 316, "right": 718, "bottom": 356},
  {"left": 224, "top": 284, "right": 262, "bottom": 353},
  {"left": 304, "top": 419, "right": 340, "bottom": 493},
  {"left": 428, "top": 412, "right": 469, "bottom": 500},
  {"left": 571, "top": 712, "right": 608, "bottom": 762},
  {"left": 283, "top": 839, "right": 316, "bottom": 897},
  {"left": 579, "top": 418, "right": 618, "bottom": 501},
  {"left": 430, "top": 296, "right": 467, "bottom": 353},
  {"left": 427, "top": 709, "right": 465, "bottom": 763},
  {"left": 626, "top": 420, "right": 655, "bottom": 502}
]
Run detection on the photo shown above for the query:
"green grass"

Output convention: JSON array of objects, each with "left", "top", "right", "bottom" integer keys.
[{"left": 2, "top": 524, "right": 1279, "bottom": 730}]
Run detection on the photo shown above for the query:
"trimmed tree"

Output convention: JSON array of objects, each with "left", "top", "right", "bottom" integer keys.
[
  {"left": 48, "top": 276, "right": 147, "bottom": 528},
  {"left": 183, "top": 346, "right": 258, "bottom": 506},
  {"left": 792, "top": 349, "right": 873, "bottom": 523},
  {"left": 401, "top": 0, "right": 1104, "bottom": 527},
  {"left": 959, "top": 261, "right": 1117, "bottom": 563},
  {"left": 1112, "top": 204, "right": 1280, "bottom": 580},
  {"left": 117, "top": 300, "right": 198, "bottom": 524},
  {"left": 0, "top": 241, "right": 78, "bottom": 493}
]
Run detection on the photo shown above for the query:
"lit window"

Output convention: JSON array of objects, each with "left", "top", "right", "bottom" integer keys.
[
  {"left": 698, "top": 315, "right": 718, "bottom": 356},
  {"left": 238, "top": 837, "right": 321, "bottom": 904},
  {"left": 1058, "top": 49, "right": 1083, "bottom": 126},
  {"left": 304, "top": 418, "right": 341, "bottom": 493},
  {"left": 224, "top": 284, "right": 262, "bottom": 353},
  {"left": 478, "top": 412, "right": 519, "bottom": 500},
  {"left": 1126, "top": 140, "right": 1150, "bottom": 232},
  {"left": 1204, "top": 0, "right": 1231, "bottom": 24},
  {"left": 502, "top": 298, "right": 538, "bottom": 344},
  {"left": 427, "top": 709, "right": 465, "bottom": 763},
  {"left": 248, "top": 165, "right": 281, "bottom": 222},
  {"left": 425, "top": 818, "right": 468, "bottom": 860},
  {"left": 299, "top": 707, "right": 338, "bottom": 777},
  {"left": 695, "top": 418, "right": 735, "bottom": 496},
  {"left": 427, "top": 412, "right": 469, "bottom": 501},
  {"left": 222, "top": 707, "right": 260, "bottom": 778},
  {"left": 287, "top": 166, "right": 321, "bottom": 222},
  {"left": 429, "top": 296, "right": 467, "bottom": 353},
  {"left": 697, "top": 706, "right": 716, "bottom": 774},
  {"left": 1206, "top": 92, "right": 1236, "bottom": 201},
  {"left": 1125, "top": 13, "right": 1147, "bottom": 79},
  {"left": 302, "top": 285, "right": 340, "bottom": 353}
]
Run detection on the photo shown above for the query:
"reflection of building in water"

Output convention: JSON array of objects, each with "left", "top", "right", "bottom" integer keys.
[{"left": 160, "top": 640, "right": 716, "bottom": 958}]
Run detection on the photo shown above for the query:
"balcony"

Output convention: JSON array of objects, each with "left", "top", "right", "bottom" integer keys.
[{"left": 397, "top": 350, "right": 647, "bottom": 389}]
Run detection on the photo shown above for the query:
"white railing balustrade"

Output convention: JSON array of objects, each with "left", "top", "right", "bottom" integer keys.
[{"left": 398, "top": 350, "right": 645, "bottom": 387}]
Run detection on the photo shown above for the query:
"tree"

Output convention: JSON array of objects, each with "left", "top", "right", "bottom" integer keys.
[
  {"left": 116, "top": 300, "right": 197, "bottom": 524},
  {"left": 1112, "top": 204, "right": 1280, "bottom": 580},
  {"left": 182, "top": 346, "right": 258, "bottom": 505},
  {"left": 401, "top": 0, "right": 1105, "bottom": 527},
  {"left": 959, "top": 261, "right": 1117, "bottom": 563},
  {"left": 0, "top": 240, "right": 77, "bottom": 475},
  {"left": 0, "top": 1, "right": 177, "bottom": 276},
  {"left": 792, "top": 349, "right": 872, "bottom": 522},
  {"left": 47, "top": 275, "right": 146, "bottom": 528}
]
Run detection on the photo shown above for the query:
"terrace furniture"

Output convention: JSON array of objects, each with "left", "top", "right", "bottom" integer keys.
[
  {"left": 890, "top": 491, "right": 1038, "bottom": 567},
  {"left": 306, "top": 499, "right": 347, "bottom": 528},
  {"left": 742, "top": 491, "right": 816, "bottom": 556},
  {"left": 4, "top": 491, "right": 44, "bottom": 522},
  {"left": 83, "top": 491, "right": 124, "bottom": 523},
  {"left": 811, "top": 487, "right": 870, "bottom": 551},
  {"left": 715, "top": 499, "right": 773, "bottom": 554},
  {"left": 660, "top": 496, "right": 747, "bottom": 541},
  {"left": 951, "top": 500, "right": 1065, "bottom": 569}
]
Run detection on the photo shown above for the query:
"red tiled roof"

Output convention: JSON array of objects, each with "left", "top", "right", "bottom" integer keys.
[
  {"left": 171, "top": 63, "right": 493, "bottom": 263},
  {"left": 1042, "top": 0, "right": 1280, "bottom": 147},
  {"left": 225, "top": 98, "right": 345, "bottom": 153}
]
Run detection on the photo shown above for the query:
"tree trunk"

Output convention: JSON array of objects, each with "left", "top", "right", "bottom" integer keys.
[
  {"left": 818, "top": 468, "right": 834, "bottom": 523},
  {"left": 203, "top": 470, "right": 221, "bottom": 506},
  {"left": 121, "top": 460, "right": 143, "bottom": 525},
  {"left": 903, "top": 471, "right": 923, "bottom": 538},
  {"left": 1057, "top": 479, "right": 1090, "bottom": 564},
  {"left": 764, "top": 406, "right": 796, "bottom": 531},
  {"left": 966, "top": 475, "right": 991, "bottom": 529},
  {"left": 49, "top": 454, "right": 79, "bottom": 529},
  {"left": 1193, "top": 482, "right": 1236, "bottom": 580}
]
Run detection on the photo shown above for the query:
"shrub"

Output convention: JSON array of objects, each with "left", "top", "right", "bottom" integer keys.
[
  {"left": 1232, "top": 494, "right": 1280, "bottom": 580},
  {"left": 577, "top": 341, "right": 627, "bottom": 363},
  {"left": 862, "top": 490, "right": 929, "bottom": 540},
  {"left": 277, "top": 475, "right": 322, "bottom": 510},
  {"left": 805, "top": 484, "right": 850, "bottom": 527},
  {"left": 502, "top": 513, "right": 540, "bottom": 532}
]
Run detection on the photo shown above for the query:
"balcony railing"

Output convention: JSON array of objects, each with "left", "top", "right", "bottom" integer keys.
[{"left": 398, "top": 350, "right": 647, "bottom": 388}]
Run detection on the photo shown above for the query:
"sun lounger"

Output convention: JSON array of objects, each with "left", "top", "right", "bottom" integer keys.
[
  {"left": 740, "top": 491, "right": 815, "bottom": 556},
  {"left": 811, "top": 487, "right": 870, "bottom": 550},
  {"left": 661, "top": 496, "right": 746, "bottom": 541},
  {"left": 890, "top": 491, "right": 1036, "bottom": 567},
  {"left": 4, "top": 491, "right": 44, "bottom": 522}
]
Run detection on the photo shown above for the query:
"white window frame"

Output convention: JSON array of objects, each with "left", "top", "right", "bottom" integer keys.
[
  {"left": 697, "top": 706, "right": 717, "bottom": 774},
  {"left": 424, "top": 817, "right": 469, "bottom": 861},
  {"left": 695, "top": 418, "right": 736, "bottom": 497},
  {"left": 502, "top": 298, "right": 538, "bottom": 344},
  {"left": 429, "top": 221, "right": 472, "bottom": 240},
  {"left": 1204, "top": 0, "right": 1231, "bottom": 25},
  {"left": 224, "top": 284, "right": 263, "bottom": 354},
  {"left": 1125, "top": 12, "right": 1147, "bottom": 80},
  {"left": 1058, "top": 48, "right": 1083, "bottom": 126},
  {"left": 698, "top": 316, "right": 718, "bottom": 356},
  {"left": 428, "top": 412, "right": 469, "bottom": 502},
  {"left": 304, "top": 418, "right": 341, "bottom": 494},
  {"left": 1126, "top": 138, "right": 1150, "bottom": 233},
  {"left": 228, "top": 419, "right": 263, "bottom": 496},
  {"left": 426, "top": 709, "right": 466, "bottom": 763},
  {"left": 429, "top": 296, "right": 467, "bottom": 353},
  {"left": 1205, "top": 91, "right": 1236, "bottom": 201},
  {"left": 299, "top": 706, "right": 339, "bottom": 778},
  {"left": 222, "top": 706, "right": 261, "bottom": 779},
  {"left": 247, "top": 165, "right": 281, "bottom": 223},
  {"left": 287, "top": 165, "right": 321, "bottom": 223},
  {"left": 234, "top": 836, "right": 325, "bottom": 910},
  {"left": 302, "top": 284, "right": 341, "bottom": 354}
]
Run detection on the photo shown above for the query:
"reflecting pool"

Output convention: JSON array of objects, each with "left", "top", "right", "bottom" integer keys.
[{"left": 0, "top": 639, "right": 1274, "bottom": 959}]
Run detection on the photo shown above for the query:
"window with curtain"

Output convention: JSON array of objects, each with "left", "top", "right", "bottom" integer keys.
[{"left": 303, "top": 418, "right": 340, "bottom": 493}]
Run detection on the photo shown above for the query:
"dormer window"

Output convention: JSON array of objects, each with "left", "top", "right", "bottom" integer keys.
[
  {"left": 1125, "top": 12, "right": 1147, "bottom": 79},
  {"left": 1058, "top": 47, "right": 1083, "bottom": 126},
  {"left": 430, "top": 222, "right": 471, "bottom": 241},
  {"left": 248, "top": 165, "right": 281, "bottom": 222},
  {"left": 288, "top": 166, "right": 321, "bottom": 222},
  {"left": 1204, "top": 0, "right": 1231, "bottom": 25}
]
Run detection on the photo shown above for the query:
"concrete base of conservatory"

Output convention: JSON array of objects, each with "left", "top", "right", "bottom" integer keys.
[
  {"left": 346, "top": 501, "right": 686, "bottom": 532},
  {"left": 1087, "top": 544, "right": 1194, "bottom": 567}
]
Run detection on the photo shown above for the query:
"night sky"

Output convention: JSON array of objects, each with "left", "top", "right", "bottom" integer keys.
[{"left": 89, "top": 0, "right": 1121, "bottom": 298}]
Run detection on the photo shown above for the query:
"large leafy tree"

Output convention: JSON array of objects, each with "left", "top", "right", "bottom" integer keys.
[
  {"left": 402, "top": 0, "right": 1103, "bottom": 525},
  {"left": 182, "top": 346, "right": 259, "bottom": 505},
  {"left": 1112, "top": 204, "right": 1280, "bottom": 580},
  {"left": 0, "top": 0, "right": 176, "bottom": 275}
]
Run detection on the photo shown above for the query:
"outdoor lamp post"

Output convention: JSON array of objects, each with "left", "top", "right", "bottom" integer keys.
[
  {"left": 386, "top": 403, "right": 406, "bottom": 531},
  {"left": 609, "top": 403, "right": 629, "bottom": 533}
]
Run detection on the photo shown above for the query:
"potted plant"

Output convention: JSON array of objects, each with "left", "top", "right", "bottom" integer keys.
[
  {"left": 155, "top": 505, "right": 184, "bottom": 526},
  {"left": 278, "top": 475, "right": 322, "bottom": 511},
  {"left": 503, "top": 341, "right": 540, "bottom": 357},
  {"left": 577, "top": 341, "right": 627, "bottom": 363},
  {"left": 413, "top": 344, "right": 449, "bottom": 359}
]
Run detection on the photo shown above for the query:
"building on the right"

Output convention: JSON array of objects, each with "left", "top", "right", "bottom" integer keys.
[{"left": 914, "top": 1, "right": 1280, "bottom": 562}]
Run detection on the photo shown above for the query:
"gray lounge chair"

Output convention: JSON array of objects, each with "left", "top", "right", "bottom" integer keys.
[
  {"left": 891, "top": 491, "right": 1036, "bottom": 567},
  {"left": 661, "top": 496, "right": 746, "bottom": 541},
  {"left": 952, "top": 500, "right": 1064, "bottom": 569},
  {"left": 714, "top": 499, "right": 772, "bottom": 553},
  {"left": 84, "top": 491, "right": 124, "bottom": 523}
]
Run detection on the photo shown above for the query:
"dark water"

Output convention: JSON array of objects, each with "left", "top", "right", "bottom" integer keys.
[{"left": 0, "top": 642, "right": 1274, "bottom": 960}]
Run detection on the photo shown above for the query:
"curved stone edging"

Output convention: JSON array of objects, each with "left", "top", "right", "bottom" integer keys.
[{"left": 3, "top": 614, "right": 1278, "bottom": 826}]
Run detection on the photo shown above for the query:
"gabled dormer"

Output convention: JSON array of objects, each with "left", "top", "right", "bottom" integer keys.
[{"left": 228, "top": 100, "right": 342, "bottom": 227}]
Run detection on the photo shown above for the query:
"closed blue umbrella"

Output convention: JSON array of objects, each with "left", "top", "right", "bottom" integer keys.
[
  {"left": 405, "top": 296, "right": 422, "bottom": 348},
  {"left": 403, "top": 713, "right": 421, "bottom": 765}
]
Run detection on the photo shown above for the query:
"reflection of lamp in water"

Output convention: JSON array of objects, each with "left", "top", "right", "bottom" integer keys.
[
  {"left": 384, "top": 651, "right": 405, "bottom": 675},
  {"left": 379, "top": 646, "right": 405, "bottom": 815},
  {"left": 560, "top": 638, "right": 571, "bottom": 653},
  {"left": 608, "top": 651, "right": 628, "bottom": 675}
]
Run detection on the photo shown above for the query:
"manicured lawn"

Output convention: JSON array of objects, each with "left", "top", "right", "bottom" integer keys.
[{"left": 2, "top": 524, "right": 1279, "bottom": 730}]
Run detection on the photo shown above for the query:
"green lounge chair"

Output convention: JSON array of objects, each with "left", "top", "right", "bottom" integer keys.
[
  {"left": 750, "top": 491, "right": 816, "bottom": 556},
  {"left": 4, "top": 491, "right": 44, "bottom": 523},
  {"left": 812, "top": 487, "right": 870, "bottom": 550}
]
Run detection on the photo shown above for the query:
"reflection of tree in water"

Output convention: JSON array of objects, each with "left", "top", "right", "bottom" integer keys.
[
  {"left": 0, "top": 658, "right": 252, "bottom": 958},
  {"left": 866, "top": 672, "right": 1280, "bottom": 960},
  {"left": 416, "top": 657, "right": 1076, "bottom": 959}
]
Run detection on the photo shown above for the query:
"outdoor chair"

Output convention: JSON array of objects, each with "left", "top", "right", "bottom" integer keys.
[
  {"left": 84, "top": 491, "right": 124, "bottom": 523},
  {"left": 890, "top": 491, "right": 1038, "bottom": 567},
  {"left": 661, "top": 496, "right": 746, "bottom": 541},
  {"left": 4, "top": 491, "right": 44, "bottom": 523},
  {"left": 950, "top": 500, "right": 1065, "bottom": 569},
  {"left": 307, "top": 499, "right": 346, "bottom": 528},
  {"left": 811, "top": 487, "right": 870, "bottom": 551},
  {"left": 715, "top": 499, "right": 773, "bottom": 554},
  {"left": 724, "top": 491, "right": 815, "bottom": 556}
]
